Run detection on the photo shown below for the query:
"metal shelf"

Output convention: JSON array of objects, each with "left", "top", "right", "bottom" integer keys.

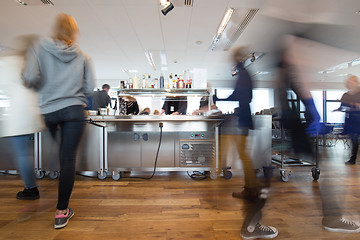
[{"left": 117, "top": 88, "right": 211, "bottom": 97}]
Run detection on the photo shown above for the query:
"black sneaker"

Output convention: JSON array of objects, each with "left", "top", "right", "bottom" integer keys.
[
  {"left": 16, "top": 187, "right": 40, "bottom": 200},
  {"left": 345, "top": 159, "right": 356, "bottom": 165},
  {"left": 54, "top": 208, "right": 74, "bottom": 229},
  {"left": 241, "top": 223, "right": 278, "bottom": 239}
]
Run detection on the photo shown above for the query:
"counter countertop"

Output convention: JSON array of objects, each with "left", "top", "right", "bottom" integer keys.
[{"left": 88, "top": 115, "right": 223, "bottom": 122}]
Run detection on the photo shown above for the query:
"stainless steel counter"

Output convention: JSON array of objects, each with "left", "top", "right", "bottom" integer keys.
[
  {"left": 88, "top": 115, "right": 223, "bottom": 180},
  {"left": 0, "top": 115, "right": 272, "bottom": 181},
  {"left": 89, "top": 115, "right": 222, "bottom": 132}
]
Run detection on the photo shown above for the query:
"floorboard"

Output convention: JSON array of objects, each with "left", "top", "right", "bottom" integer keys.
[{"left": 0, "top": 145, "right": 359, "bottom": 239}]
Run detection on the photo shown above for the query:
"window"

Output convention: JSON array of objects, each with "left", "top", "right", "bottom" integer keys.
[
  {"left": 311, "top": 90, "right": 323, "bottom": 122},
  {"left": 215, "top": 88, "right": 274, "bottom": 114},
  {"left": 325, "top": 90, "right": 346, "bottom": 124}
]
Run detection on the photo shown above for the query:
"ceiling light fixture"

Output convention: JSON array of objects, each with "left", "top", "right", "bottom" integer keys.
[
  {"left": 160, "top": 51, "right": 167, "bottom": 66},
  {"left": 145, "top": 50, "right": 156, "bottom": 71},
  {"left": 15, "top": 0, "right": 54, "bottom": 5},
  {"left": 16, "top": 0, "right": 27, "bottom": 5},
  {"left": 122, "top": 69, "right": 131, "bottom": 77},
  {"left": 161, "top": 1, "right": 174, "bottom": 16},
  {"left": 159, "top": 0, "right": 168, "bottom": 5},
  {"left": 210, "top": 8, "right": 234, "bottom": 51}
]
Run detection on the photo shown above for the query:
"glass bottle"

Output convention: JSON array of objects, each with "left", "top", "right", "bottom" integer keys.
[
  {"left": 141, "top": 74, "right": 146, "bottom": 89},
  {"left": 159, "top": 74, "right": 164, "bottom": 89}
]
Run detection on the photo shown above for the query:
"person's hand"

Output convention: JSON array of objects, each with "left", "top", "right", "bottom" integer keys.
[
  {"left": 161, "top": 109, "right": 165, "bottom": 115},
  {"left": 171, "top": 112, "right": 179, "bottom": 115}
]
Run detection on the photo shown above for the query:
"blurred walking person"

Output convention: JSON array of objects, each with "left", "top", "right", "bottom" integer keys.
[
  {"left": 22, "top": 13, "right": 95, "bottom": 229},
  {"left": 0, "top": 35, "right": 44, "bottom": 200},
  {"left": 214, "top": 47, "right": 278, "bottom": 239}
]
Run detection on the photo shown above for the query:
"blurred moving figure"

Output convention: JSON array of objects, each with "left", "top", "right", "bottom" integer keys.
[
  {"left": 337, "top": 75, "right": 360, "bottom": 165},
  {"left": 214, "top": 47, "right": 257, "bottom": 197},
  {"left": 214, "top": 47, "right": 278, "bottom": 240},
  {"left": 280, "top": 35, "right": 322, "bottom": 136},
  {"left": 22, "top": 13, "right": 95, "bottom": 229},
  {"left": 92, "top": 84, "right": 111, "bottom": 109},
  {"left": 0, "top": 35, "right": 45, "bottom": 200},
  {"left": 278, "top": 36, "right": 360, "bottom": 233}
]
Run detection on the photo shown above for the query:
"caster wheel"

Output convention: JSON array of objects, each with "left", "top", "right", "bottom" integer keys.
[
  {"left": 48, "top": 171, "right": 59, "bottom": 180},
  {"left": 97, "top": 172, "right": 107, "bottom": 180},
  {"left": 223, "top": 170, "right": 232, "bottom": 180},
  {"left": 209, "top": 171, "right": 218, "bottom": 180},
  {"left": 35, "top": 171, "right": 45, "bottom": 179},
  {"left": 112, "top": 172, "right": 121, "bottom": 181},
  {"left": 312, "top": 168, "right": 320, "bottom": 181},
  {"left": 280, "top": 170, "right": 290, "bottom": 182}
]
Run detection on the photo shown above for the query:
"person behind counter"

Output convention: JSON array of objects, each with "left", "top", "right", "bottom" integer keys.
[
  {"left": 336, "top": 75, "right": 360, "bottom": 165},
  {"left": 92, "top": 84, "right": 111, "bottom": 109},
  {"left": 161, "top": 96, "right": 187, "bottom": 115},
  {"left": 22, "top": 13, "right": 95, "bottom": 229},
  {"left": 118, "top": 96, "right": 139, "bottom": 115}
]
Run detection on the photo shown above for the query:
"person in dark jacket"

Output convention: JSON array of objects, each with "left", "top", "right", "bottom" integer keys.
[
  {"left": 337, "top": 75, "right": 360, "bottom": 165},
  {"left": 214, "top": 46, "right": 278, "bottom": 240},
  {"left": 214, "top": 46, "right": 256, "bottom": 195},
  {"left": 92, "top": 84, "right": 111, "bottom": 109}
]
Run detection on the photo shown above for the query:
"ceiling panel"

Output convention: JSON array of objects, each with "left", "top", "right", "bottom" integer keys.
[
  {"left": 1, "top": 0, "right": 360, "bottom": 86},
  {"left": 160, "top": 5, "right": 192, "bottom": 51}
]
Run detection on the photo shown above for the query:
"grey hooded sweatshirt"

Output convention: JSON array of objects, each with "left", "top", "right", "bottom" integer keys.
[{"left": 22, "top": 38, "right": 95, "bottom": 114}]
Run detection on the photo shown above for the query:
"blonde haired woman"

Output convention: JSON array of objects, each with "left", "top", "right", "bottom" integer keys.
[{"left": 22, "top": 13, "right": 95, "bottom": 229}]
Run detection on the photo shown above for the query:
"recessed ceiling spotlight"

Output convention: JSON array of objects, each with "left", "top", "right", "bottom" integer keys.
[
  {"left": 161, "top": 1, "right": 174, "bottom": 16},
  {"left": 195, "top": 41, "right": 203, "bottom": 45},
  {"left": 356, "top": 10, "right": 360, "bottom": 14}
]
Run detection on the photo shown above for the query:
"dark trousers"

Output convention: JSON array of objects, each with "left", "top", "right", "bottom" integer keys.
[
  {"left": 351, "top": 135, "right": 359, "bottom": 161},
  {"left": 44, "top": 105, "right": 85, "bottom": 210}
]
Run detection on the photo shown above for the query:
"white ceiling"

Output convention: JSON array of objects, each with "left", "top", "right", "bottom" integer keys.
[{"left": 1, "top": 0, "right": 360, "bottom": 89}]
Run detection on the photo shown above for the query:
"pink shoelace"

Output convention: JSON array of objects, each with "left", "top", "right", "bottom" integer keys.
[{"left": 55, "top": 208, "right": 69, "bottom": 218}]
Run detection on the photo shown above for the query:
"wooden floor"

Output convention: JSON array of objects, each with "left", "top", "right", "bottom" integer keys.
[{"left": 1, "top": 144, "right": 360, "bottom": 240}]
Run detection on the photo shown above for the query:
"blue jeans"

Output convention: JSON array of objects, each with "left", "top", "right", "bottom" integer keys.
[
  {"left": 350, "top": 134, "right": 359, "bottom": 161},
  {"left": 44, "top": 105, "right": 85, "bottom": 210},
  {"left": 11, "top": 135, "right": 37, "bottom": 189}
]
